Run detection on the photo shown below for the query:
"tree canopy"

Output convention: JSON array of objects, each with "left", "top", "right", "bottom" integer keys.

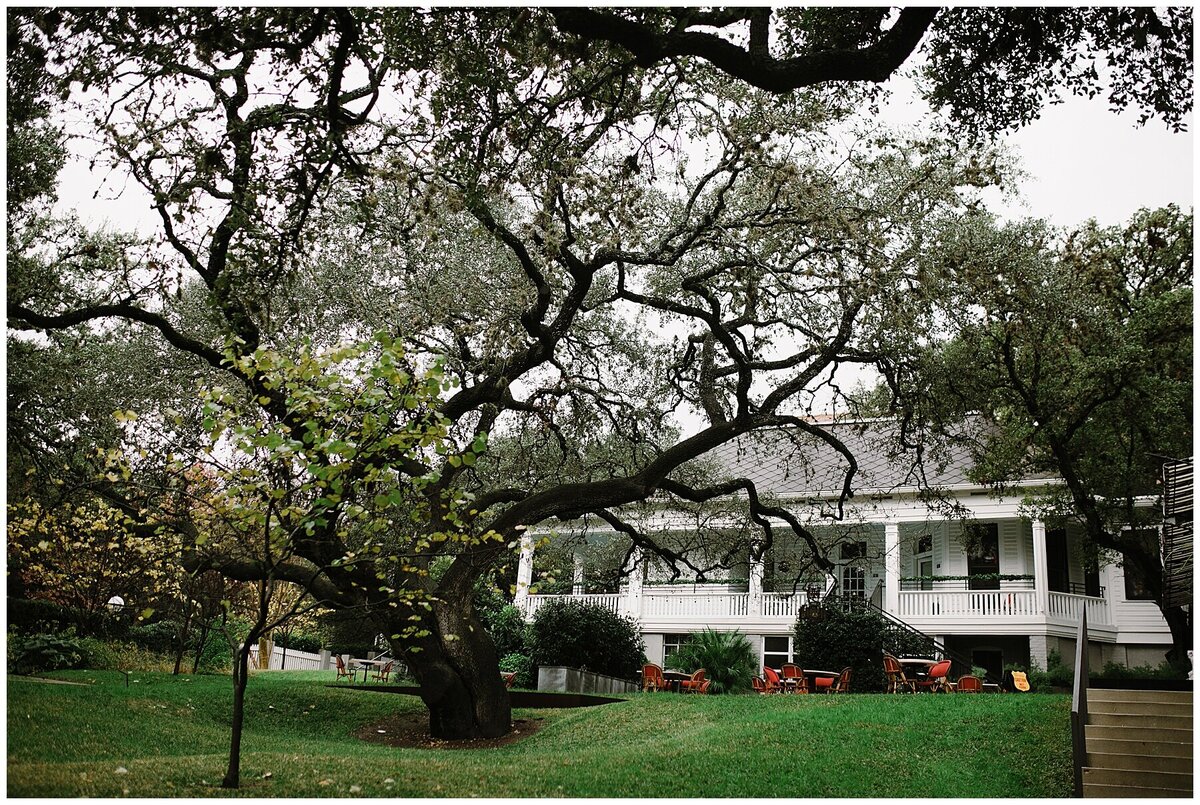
[{"left": 876, "top": 206, "right": 1192, "bottom": 656}]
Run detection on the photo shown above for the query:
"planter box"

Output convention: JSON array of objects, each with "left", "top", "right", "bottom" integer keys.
[{"left": 537, "top": 665, "right": 638, "bottom": 694}]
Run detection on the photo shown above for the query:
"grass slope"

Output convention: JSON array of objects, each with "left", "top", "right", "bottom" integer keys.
[{"left": 7, "top": 670, "right": 1072, "bottom": 797}]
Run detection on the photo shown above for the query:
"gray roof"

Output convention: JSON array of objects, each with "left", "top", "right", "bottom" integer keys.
[{"left": 697, "top": 421, "right": 977, "bottom": 498}]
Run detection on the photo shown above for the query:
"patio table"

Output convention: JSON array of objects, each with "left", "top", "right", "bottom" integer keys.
[
  {"left": 352, "top": 658, "right": 391, "bottom": 684},
  {"left": 804, "top": 668, "right": 840, "bottom": 692},
  {"left": 661, "top": 670, "right": 689, "bottom": 693}
]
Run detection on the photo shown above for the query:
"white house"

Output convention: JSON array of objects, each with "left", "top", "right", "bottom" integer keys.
[{"left": 515, "top": 421, "right": 1174, "bottom": 680}]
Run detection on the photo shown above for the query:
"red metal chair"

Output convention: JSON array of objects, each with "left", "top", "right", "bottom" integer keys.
[
  {"left": 680, "top": 668, "right": 707, "bottom": 694},
  {"left": 372, "top": 660, "right": 394, "bottom": 682},
  {"left": 781, "top": 663, "right": 809, "bottom": 694},
  {"left": 883, "top": 654, "right": 915, "bottom": 693},
  {"left": 914, "top": 660, "right": 952, "bottom": 693},
  {"left": 642, "top": 663, "right": 667, "bottom": 692},
  {"left": 829, "top": 666, "right": 853, "bottom": 694},
  {"left": 752, "top": 676, "right": 769, "bottom": 695},
  {"left": 762, "top": 666, "right": 785, "bottom": 694},
  {"left": 955, "top": 674, "right": 983, "bottom": 693}
]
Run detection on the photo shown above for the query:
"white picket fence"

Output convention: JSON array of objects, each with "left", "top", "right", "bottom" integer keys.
[{"left": 247, "top": 642, "right": 327, "bottom": 671}]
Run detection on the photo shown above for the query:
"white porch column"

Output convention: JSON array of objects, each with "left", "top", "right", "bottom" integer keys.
[
  {"left": 514, "top": 535, "right": 535, "bottom": 609},
  {"left": 1031, "top": 520, "right": 1049, "bottom": 615},
  {"left": 625, "top": 547, "right": 645, "bottom": 618},
  {"left": 572, "top": 553, "right": 585, "bottom": 595},
  {"left": 749, "top": 546, "right": 764, "bottom": 616},
  {"left": 884, "top": 522, "right": 901, "bottom": 616}
]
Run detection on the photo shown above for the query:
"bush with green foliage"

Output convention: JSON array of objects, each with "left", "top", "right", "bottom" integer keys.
[
  {"left": 1096, "top": 660, "right": 1189, "bottom": 681},
  {"left": 498, "top": 652, "right": 535, "bottom": 688},
  {"left": 7, "top": 631, "right": 89, "bottom": 674},
  {"left": 793, "top": 601, "right": 935, "bottom": 692},
  {"left": 274, "top": 629, "right": 323, "bottom": 654},
  {"left": 8, "top": 597, "right": 126, "bottom": 638},
  {"left": 127, "top": 621, "right": 179, "bottom": 653},
  {"left": 665, "top": 629, "right": 757, "bottom": 694},
  {"left": 485, "top": 604, "right": 529, "bottom": 658},
  {"left": 528, "top": 599, "right": 644, "bottom": 680}
]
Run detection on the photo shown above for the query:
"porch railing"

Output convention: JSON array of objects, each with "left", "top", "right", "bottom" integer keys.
[
  {"left": 641, "top": 592, "right": 749, "bottom": 618},
  {"left": 525, "top": 588, "right": 1112, "bottom": 627},
  {"left": 1048, "top": 591, "right": 1111, "bottom": 627},
  {"left": 522, "top": 591, "right": 809, "bottom": 620},
  {"left": 897, "top": 589, "right": 1040, "bottom": 618}
]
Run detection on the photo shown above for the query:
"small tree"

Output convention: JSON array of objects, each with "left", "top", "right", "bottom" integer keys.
[{"left": 665, "top": 629, "right": 757, "bottom": 694}]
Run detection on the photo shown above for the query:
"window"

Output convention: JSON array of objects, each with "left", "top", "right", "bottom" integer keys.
[
  {"left": 663, "top": 634, "right": 692, "bottom": 662},
  {"left": 839, "top": 541, "right": 868, "bottom": 598},
  {"left": 842, "top": 566, "right": 866, "bottom": 599},
  {"left": 914, "top": 534, "right": 934, "bottom": 591},
  {"left": 1122, "top": 529, "right": 1160, "bottom": 601},
  {"left": 967, "top": 524, "right": 1000, "bottom": 590},
  {"left": 763, "top": 635, "right": 791, "bottom": 670},
  {"left": 840, "top": 541, "right": 867, "bottom": 561}
]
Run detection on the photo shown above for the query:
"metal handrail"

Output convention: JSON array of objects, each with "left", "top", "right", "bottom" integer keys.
[
  {"left": 1070, "top": 609, "right": 1089, "bottom": 797},
  {"left": 827, "top": 595, "right": 1002, "bottom": 687}
]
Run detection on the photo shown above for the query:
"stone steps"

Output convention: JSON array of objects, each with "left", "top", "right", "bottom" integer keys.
[{"left": 1081, "top": 689, "right": 1192, "bottom": 798}]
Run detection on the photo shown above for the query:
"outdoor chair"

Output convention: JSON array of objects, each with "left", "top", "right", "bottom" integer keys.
[
  {"left": 829, "top": 666, "right": 853, "bottom": 694},
  {"left": 642, "top": 663, "right": 667, "bottom": 692},
  {"left": 372, "top": 660, "right": 394, "bottom": 682},
  {"left": 334, "top": 654, "right": 354, "bottom": 682},
  {"left": 955, "top": 674, "right": 983, "bottom": 693},
  {"left": 762, "top": 666, "right": 785, "bottom": 694},
  {"left": 501, "top": 671, "right": 517, "bottom": 689},
  {"left": 752, "top": 676, "right": 769, "bottom": 695},
  {"left": 697, "top": 679, "right": 711, "bottom": 695},
  {"left": 781, "top": 663, "right": 809, "bottom": 693},
  {"left": 914, "top": 660, "right": 952, "bottom": 693},
  {"left": 883, "top": 654, "right": 916, "bottom": 693},
  {"left": 680, "top": 668, "right": 707, "bottom": 694}
]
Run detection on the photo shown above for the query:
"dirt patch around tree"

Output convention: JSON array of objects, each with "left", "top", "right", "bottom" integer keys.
[{"left": 353, "top": 711, "right": 547, "bottom": 750}]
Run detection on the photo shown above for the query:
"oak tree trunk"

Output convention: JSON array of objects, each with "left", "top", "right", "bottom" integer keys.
[{"left": 390, "top": 600, "right": 511, "bottom": 740}]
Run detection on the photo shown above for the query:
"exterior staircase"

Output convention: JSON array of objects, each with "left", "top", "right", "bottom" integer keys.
[{"left": 1082, "top": 688, "right": 1193, "bottom": 798}]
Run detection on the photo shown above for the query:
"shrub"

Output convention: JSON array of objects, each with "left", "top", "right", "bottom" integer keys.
[
  {"left": 1095, "top": 660, "right": 1188, "bottom": 681},
  {"left": 274, "top": 629, "right": 322, "bottom": 654},
  {"left": 528, "top": 599, "right": 644, "bottom": 680},
  {"left": 127, "top": 621, "right": 180, "bottom": 653},
  {"left": 794, "top": 605, "right": 888, "bottom": 692},
  {"left": 665, "top": 629, "right": 757, "bottom": 694},
  {"left": 8, "top": 597, "right": 126, "bottom": 639},
  {"left": 7, "top": 632, "right": 89, "bottom": 674},
  {"left": 1026, "top": 650, "right": 1073, "bottom": 692},
  {"left": 485, "top": 604, "right": 529, "bottom": 658},
  {"left": 498, "top": 652, "right": 535, "bottom": 689}
]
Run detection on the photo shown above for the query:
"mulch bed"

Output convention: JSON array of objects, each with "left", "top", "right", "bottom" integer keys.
[{"left": 353, "top": 711, "right": 547, "bottom": 750}]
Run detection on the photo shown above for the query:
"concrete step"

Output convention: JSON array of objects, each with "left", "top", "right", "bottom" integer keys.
[
  {"left": 1086, "top": 751, "right": 1193, "bottom": 774},
  {"left": 1085, "top": 724, "right": 1192, "bottom": 743},
  {"left": 1084, "top": 782, "right": 1193, "bottom": 798},
  {"left": 1088, "top": 699, "right": 1194, "bottom": 718},
  {"left": 1086, "top": 737, "right": 1192, "bottom": 758},
  {"left": 1088, "top": 688, "right": 1193, "bottom": 706},
  {"left": 1088, "top": 711, "right": 1192, "bottom": 728},
  {"left": 1082, "top": 766, "right": 1192, "bottom": 791}
]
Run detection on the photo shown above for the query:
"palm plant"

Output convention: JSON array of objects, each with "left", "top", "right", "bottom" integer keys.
[{"left": 665, "top": 629, "right": 757, "bottom": 694}]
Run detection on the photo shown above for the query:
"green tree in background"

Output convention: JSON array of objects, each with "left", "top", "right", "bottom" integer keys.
[{"left": 879, "top": 206, "right": 1192, "bottom": 660}]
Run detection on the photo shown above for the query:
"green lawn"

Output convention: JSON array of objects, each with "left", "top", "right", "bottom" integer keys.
[{"left": 7, "top": 670, "right": 1072, "bottom": 797}]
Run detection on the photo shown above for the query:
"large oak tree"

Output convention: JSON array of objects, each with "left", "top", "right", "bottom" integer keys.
[{"left": 8, "top": 8, "right": 1192, "bottom": 743}]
